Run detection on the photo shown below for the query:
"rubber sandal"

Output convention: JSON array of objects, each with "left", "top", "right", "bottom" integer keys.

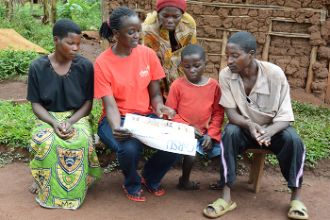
[
  {"left": 208, "top": 181, "right": 223, "bottom": 190},
  {"left": 121, "top": 185, "right": 146, "bottom": 202},
  {"left": 177, "top": 177, "right": 200, "bottom": 190},
  {"left": 141, "top": 177, "right": 166, "bottom": 197},
  {"left": 288, "top": 200, "right": 309, "bottom": 220},
  {"left": 203, "top": 198, "right": 237, "bottom": 218}
]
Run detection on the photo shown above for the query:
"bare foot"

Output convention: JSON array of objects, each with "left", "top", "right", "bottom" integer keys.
[{"left": 28, "top": 182, "right": 38, "bottom": 194}]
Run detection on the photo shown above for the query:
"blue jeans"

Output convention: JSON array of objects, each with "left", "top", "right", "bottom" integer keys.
[
  {"left": 196, "top": 136, "right": 221, "bottom": 158},
  {"left": 98, "top": 115, "right": 180, "bottom": 194}
]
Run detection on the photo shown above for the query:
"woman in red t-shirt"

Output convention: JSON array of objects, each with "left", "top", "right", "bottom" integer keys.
[{"left": 94, "top": 6, "right": 179, "bottom": 202}]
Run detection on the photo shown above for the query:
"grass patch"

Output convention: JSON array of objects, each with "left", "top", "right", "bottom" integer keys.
[
  {"left": 0, "top": 50, "right": 39, "bottom": 81},
  {"left": 291, "top": 101, "right": 330, "bottom": 167},
  {"left": 0, "top": 100, "right": 329, "bottom": 167}
]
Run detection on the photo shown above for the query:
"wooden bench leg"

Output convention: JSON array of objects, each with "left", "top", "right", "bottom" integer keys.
[
  {"left": 248, "top": 154, "right": 257, "bottom": 184},
  {"left": 252, "top": 153, "right": 266, "bottom": 193}
]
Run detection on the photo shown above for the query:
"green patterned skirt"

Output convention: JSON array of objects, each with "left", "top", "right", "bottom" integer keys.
[{"left": 29, "top": 112, "right": 102, "bottom": 210}]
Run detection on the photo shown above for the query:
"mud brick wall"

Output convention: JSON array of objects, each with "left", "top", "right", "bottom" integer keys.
[{"left": 102, "top": 0, "right": 330, "bottom": 102}]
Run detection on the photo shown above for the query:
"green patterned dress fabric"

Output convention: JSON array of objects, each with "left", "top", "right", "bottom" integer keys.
[{"left": 29, "top": 112, "right": 102, "bottom": 209}]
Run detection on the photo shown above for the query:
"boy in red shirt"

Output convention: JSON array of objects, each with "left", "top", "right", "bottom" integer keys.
[{"left": 166, "top": 44, "right": 224, "bottom": 190}]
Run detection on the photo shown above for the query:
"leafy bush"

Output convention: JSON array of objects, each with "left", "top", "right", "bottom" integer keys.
[
  {"left": 57, "top": 0, "right": 101, "bottom": 30},
  {"left": 0, "top": 3, "right": 5, "bottom": 18},
  {"left": 0, "top": 50, "right": 39, "bottom": 81}
]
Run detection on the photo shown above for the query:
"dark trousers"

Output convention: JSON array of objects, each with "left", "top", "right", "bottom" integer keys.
[
  {"left": 219, "top": 124, "right": 305, "bottom": 189},
  {"left": 98, "top": 116, "right": 180, "bottom": 194}
]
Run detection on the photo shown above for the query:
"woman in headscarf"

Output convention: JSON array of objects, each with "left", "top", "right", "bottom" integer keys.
[{"left": 142, "top": 0, "right": 197, "bottom": 98}]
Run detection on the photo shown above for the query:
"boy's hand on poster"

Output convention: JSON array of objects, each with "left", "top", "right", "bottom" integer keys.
[
  {"left": 156, "top": 104, "right": 176, "bottom": 119},
  {"left": 202, "top": 134, "right": 212, "bottom": 151},
  {"left": 194, "top": 128, "right": 203, "bottom": 139}
]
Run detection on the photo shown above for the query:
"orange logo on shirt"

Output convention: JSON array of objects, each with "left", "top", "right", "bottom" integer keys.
[{"left": 139, "top": 65, "right": 150, "bottom": 77}]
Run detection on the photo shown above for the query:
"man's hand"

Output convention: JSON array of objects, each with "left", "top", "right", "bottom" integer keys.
[
  {"left": 256, "top": 128, "right": 272, "bottom": 147},
  {"left": 247, "top": 121, "right": 267, "bottom": 146}
]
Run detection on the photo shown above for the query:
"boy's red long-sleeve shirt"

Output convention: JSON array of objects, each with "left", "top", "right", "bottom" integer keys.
[{"left": 166, "top": 77, "right": 225, "bottom": 142}]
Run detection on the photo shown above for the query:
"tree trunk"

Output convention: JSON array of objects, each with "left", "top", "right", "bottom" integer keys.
[
  {"left": 42, "top": 0, "right": 56, "bottom": 24},
  {"left": 42, "top": 0, "right": 50, "bottom": 24},
  {"left": 4, "top": 0, "right": 14, "bottom": 21}
]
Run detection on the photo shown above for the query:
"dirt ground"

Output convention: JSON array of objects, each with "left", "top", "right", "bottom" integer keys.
[{"left": 0, "top": 162, "right": 329, "bottom": 220}]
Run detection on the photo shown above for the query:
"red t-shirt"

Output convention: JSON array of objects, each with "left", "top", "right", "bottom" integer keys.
[
  {"left": 166, "top": 77, "right": 224, "bottom": 142},
  {"left": 94, "top": 45, "right": 165, "bottom": 119}
]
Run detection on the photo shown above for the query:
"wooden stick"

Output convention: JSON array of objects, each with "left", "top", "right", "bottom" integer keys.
[
  {"left": 325, "top": 61, "right": 330, "bottom": 103},
  {"left": 262, "top": 21, "right": 272, "bottom": 61},
  {"left": 197, "top": 37, "right": 223, "bottom": 42},
  {"left": 187, "top": 0, "right": 326, "bottom": 14},
  {"left": 200, "top": 15, "right": 250, "bottom": 18},
  {"left": 216, "top": 27, "right": 241, "bottom": 32},
  {"left": 269, "top": 31, "right": 310, "bottom": 38},
  {"left": 305, "top": 46, "right": 318, "bottom": 93},
  {"left": 271, "top": 17, "right": 311, "bottom": 23},
  {"left": 207, "top": 53, "right": 222, "bottom": 56},
  {"left": 220, "top": 31, "right": 228, "bottom": 70}
]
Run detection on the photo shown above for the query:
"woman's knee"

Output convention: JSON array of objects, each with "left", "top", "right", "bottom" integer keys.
[
  {"left": 117, "top": 139, "right": 142, "bottom": 158},
  {"left": 97, "top": 122, "right": 119, "bottom": 152}
]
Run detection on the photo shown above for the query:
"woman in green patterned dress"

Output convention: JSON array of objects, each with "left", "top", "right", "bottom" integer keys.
[{"left": 27, "top": 19, "right": 101, "bottom": 209}]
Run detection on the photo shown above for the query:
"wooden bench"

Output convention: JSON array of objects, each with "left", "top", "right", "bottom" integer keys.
[{"left": 245, "top": 148, "right": 273, "bottom": 193}]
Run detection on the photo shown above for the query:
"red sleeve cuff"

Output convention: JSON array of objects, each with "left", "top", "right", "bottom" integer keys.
[{"left": 207, "top": 128, "right": 221, "bottom": 142}]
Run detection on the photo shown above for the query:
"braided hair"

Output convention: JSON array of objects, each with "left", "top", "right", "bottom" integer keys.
[{"left": 99, "top": 6, "right": 137, "bottom": 42}]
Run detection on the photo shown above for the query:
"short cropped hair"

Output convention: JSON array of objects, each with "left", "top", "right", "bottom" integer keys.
[
  {"left": 228, "top": 31, "right": 257, "bottom": 53},
  {"left": 53, "top": 19, "right": 81, "bottom": 39},
  {"left": 181, "top": 44, "right": 206, "bottom": 61}
]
